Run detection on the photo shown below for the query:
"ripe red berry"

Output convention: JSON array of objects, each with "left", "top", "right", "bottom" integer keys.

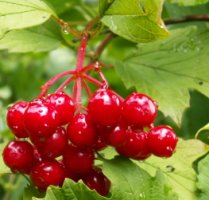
[
  {"left": 6, "top": 101, "right": 28, "bottom": 138},
  {"left": 122, "top": 92, "right": 158, "bottom": 127},
  {"left": 116, "top": 130, "right": 150, "bottom": 159},
  {"left": 83, "top": 168, "right": 111, "bottom": 196},
  {"left": 58, "top": 160, "right": 80, "bottom": 182},
  {"left": 63, "top": 144, "right": 94, "bottom": 174},
  {"left": 88, "top": 88, "right": 121, "bottom": 126},
  {"left": 107, "top": 124, "right": 127, "bottom": 147},
  {"left": 38, "top": 127, "right": 68, "bottom": 159},
  {"left": 147, "top": 126, "right": 178, "bottom": 157},
  {"left": 3, "top": 140, "right": 34, "bottom": 174},
  {"left": 93, "top": 134, "right": 107, "bottom": 151},
  {"left": 24, "top": 100, "right": 59, "bottom": 141},
  {"left": 47, "top": 92, "right": 75, "bottom": 125},
  {"left": 67, "top": 113, "right": 97, "bottom": 147},
  {"left": 30, "top": 160, "right": 65, "bottom": 190}
]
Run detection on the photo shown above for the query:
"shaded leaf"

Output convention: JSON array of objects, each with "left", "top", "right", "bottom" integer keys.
[
  {"left": 140, "top": 139, "right": 208, "bottom": 200},
  {"left": 167, "top": 0, "right": 209, "bottom": 6},
  {"left": 101, "top": 0, "right": 169, "bottom": 43},
  {"left": 196, "top": 153, "right": 209, "bottom": 200},
  {"left": 114, "top": 22, "right": 209, "bottom": 124},
  {"left": 196, "top": 123, "right": 209, "bottom": 145},
  {"left": 0, "top": 20, "right": 63, "bottom": 53},
  {"left": 180, "top": 90, "right": 209, "bottom": 139},
  {"left": 0, "top": 0, "right": 56, "bottom": 36},
  {"left": 0, "top": 140, "right": 11, "bottom": 175},
  {"left": 163, "top": 1, "right": 209, "bottom": 19},
  {"left": 44, "top": 0, "right": 81, "bottom": 15},
  {"left": 99, "top": 0, "right": 112, "bottom": 16}
]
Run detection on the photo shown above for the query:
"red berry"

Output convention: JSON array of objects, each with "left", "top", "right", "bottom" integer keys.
[
  {"left": 67, "top": 113, "right": 96, "bottom": 147},
  {"left": 63, "top": 144, "right": 94, "bottom": 174},
  {"left": 147, "top": 126, "right": 178, "bottom": 157},
  {"left": 122, "top": 92, "right": 158, "bottom": 127},
  {"left": 6, "top": 101, "right": 28, "bottom": 138},
  {"left": 83, "top": 168, "right": 111, "bottom": 196},
  {"left": 38, "top": 127, "right": 68, "bottom": 159},
  {"left": 30, "top": 160, "right": 65, "bottom": 190},
  {"left": 3, "top": 140, "right": 34, "bottom": 174},
  {"left": 24, "top": 100, "right": 59, "bottom": 141},
  {"left": 116, "top": 130, "right": 150, "bottom": 159},
  {"left": 47, "top": 92, "right": 75, "bottom": 125},
  {"left": 107, "top": 124, "right": 127, "bottom": 147},
  {"left": 88, "top": 88, "right": 121, "bottom": 126},
  {"left": 93, "top": 134, "right": 107, "bottom": 151},
  {"left": 58, "top": 160, "right": 80, "bottom": 182}
]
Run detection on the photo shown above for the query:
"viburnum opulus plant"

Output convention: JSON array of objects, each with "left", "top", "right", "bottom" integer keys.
[{"left": 3, "top": 33, "right": 178, "bottom": 196}]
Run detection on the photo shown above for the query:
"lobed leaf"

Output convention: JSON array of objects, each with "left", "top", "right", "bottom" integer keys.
[
  {"left": 114, "top": 22, "right": 209, "bottom": 124},
  {"left": 139, "top": 139, "right": 208, "bottom": 200},
  {"left": 103, "top": 156, "right": 178, "bottom": 200},
  {"left": 101, "top": 0, "right": 169, "bottom": 43},
  {"left": 0, "top": 0, "right": 56, "bottom": 36}
]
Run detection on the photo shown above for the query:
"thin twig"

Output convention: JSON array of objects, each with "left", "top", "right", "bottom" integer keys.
[
  {"left": 165, "top": 14, "right": 209, "bottom": 25},
  {"left": 91, "top": 33, "right": 114, "bottom": 62}
]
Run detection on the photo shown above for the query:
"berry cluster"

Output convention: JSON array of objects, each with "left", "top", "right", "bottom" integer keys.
[{"left": 2, "top": 34, "right": 178, "bottom": 196}]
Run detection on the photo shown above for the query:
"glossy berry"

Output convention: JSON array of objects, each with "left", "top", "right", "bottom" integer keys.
[
  {"left": 7, "top": 101, "right": 28, "bottom": 138},
  {"left": 83, "top": 168, "right": 111, "bottom": 196},
  {"left": 47, "top": 92, "right": 75, "bottom": 125},
  {"left": 58, "top": 160, "right": 80, "bottom": 182},
  {"left": 122, "top": 92, "right": 157, "bottom": 127},
  {"left": 30, "top": 160, "right": 65, "bottom": 190},
  {"left": 107, "top": 124, "right": 127, "bottom": 147},
  {"left": 67, "top": 113, "right": 96, "bottom": 147},
  {"left": 93, "top": 134, "right": 107, "bottom": 151},
  {"left": 3, "top": 140, "right": 34, "bottom": 174},
  {"left": 63, "top": 144, "right": 94, "bottom": 174},
  {"left": 116, "top": 130, "right": 150, "bottom": 159},
  {"left": 147, "top": 126, "right": 178, "bottom": 157},
  {"left": 24, "top": 100, "right": 60, "bottom": 141},
  {"left": 38, "top": 127, "right": 68, "bottom": 159},
  {"left": 88, "top": 88, "right": 121, "bottom": 126}
]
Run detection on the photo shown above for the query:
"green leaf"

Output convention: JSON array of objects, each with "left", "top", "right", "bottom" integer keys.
[
  {"left": 99, "top": 0, "right": 112, "bottom": 16},
  {"left": 196, "top": 123, "right": 209, "bottom": 145},
  {"left": 196, "top": 153, "right": 209, "bottom": 200},
  {"left": 167, "top": 0, "right": 209, "bottom": 6},
  {"left": 139, "top": 139, "right": 208, "bottom": 200},
  {"left": 44, "top": 0, "right": 81, "bottom": 15},
  {"left": 38, "top": 179, "right": 107, "bottom": 200},
  {"left": 0, "top": 0, "right": 56, "bottom": 36},
  {"left": 0, "top": 20, "right": 63, "bottom": 53},
  {"left": 163, "top": 2, "right": 209, "bottom": 19},
  {"left": 114, "top": 22, "right": 209, "bottom": 124},
  {"left": 101, "top": 0, "right": 169, "bottom": 43},
  {"left": 180, "top": 90, "right": 209, "bottom": 139},
  {"left": 103, "top": 156, "right": 178, "bottom": 200},
  {"left": 0, "top": 140, "right": 11, "bottom": 175}
]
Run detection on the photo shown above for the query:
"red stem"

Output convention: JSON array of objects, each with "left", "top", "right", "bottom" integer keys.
[
  {"left": 55, "top": 76, "right": 76, "bottom": 93},
  {"left": 76, "top": 33, "right": 89, "bottom": 71},
  {"left": 83, "top": 74, "right": 104, "bottom": 87},
  {"left": 75, "top": 77, "right": 82, "bottom": 112},
  {"left": 98, "top": 70, "right": 108, "bottom": 88},
  {"left": 38, "top": 70, "right": 75, "bottom": 98},
  {"left": 82, "top": 79, "right": 92, "bottom": 98}
]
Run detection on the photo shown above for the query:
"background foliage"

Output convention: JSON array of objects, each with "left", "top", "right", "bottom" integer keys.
[{"left": 0, "top": 0, "right": 209, "bottom": 199}]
